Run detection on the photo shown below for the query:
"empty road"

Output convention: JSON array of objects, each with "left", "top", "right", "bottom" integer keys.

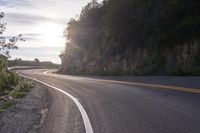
[{"left": 18, "top": 69, "right": 200, "bottom": 133}]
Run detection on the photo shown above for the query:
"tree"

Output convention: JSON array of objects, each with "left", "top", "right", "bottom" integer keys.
[
  {"left": 60, "top": 0, "right": 200, "bottom": 75},
  {"left": 0, "top": 12, "right": 23, "bottom": 74},
  {"left": 34, "top": 58, "right": 40, "bottom": 63},
  {"left": 0, "top": 12, "right": 23, "bottom": 94},
  {"left": 0, "top": 12, "right": 24, "bottom": 57}
]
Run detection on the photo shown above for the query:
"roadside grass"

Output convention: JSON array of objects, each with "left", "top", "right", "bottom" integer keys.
[
  {"left": 0, "top": 100, "right": 15, "bottom": 113},
  {"left": 0, "top": 78, "right": 33, "bottom": 113},
  {"left": 10, "top": 79, "right": 32, "bottom": 99}
]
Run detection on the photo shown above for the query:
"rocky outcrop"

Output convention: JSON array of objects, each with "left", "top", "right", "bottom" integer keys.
[
  {"left": 59, "top": 40, "right": 200, "bottom": 76},
  {"left": 58, "top": 0, "right": 200, "bottom": 76}
]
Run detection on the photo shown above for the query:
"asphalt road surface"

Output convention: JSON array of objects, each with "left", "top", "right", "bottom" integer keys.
[{"left": 19, "top": 69, "right": 200, "bottom": 133}]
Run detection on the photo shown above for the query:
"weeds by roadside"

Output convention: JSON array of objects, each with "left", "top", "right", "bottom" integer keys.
[
  {"left": 0, "top": 78, "right": 33, "bottom": 113},
  {"left": 0, "top": 55, "right": 33, "bottom": 113},
  {"left": 10, "top": 79, "right": 32, "bottom": 99},
  {"left": 0, "top": 99, "right": 15, "bottom": 113}
]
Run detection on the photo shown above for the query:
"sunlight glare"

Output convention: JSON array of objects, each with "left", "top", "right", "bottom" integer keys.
[{"left": 35, "top": 22, "right": 65, "bottom": 47}]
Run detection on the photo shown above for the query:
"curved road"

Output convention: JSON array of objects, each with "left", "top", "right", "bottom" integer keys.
[{"left": 19, "top": 69, "right": 200, "bottom": 133}]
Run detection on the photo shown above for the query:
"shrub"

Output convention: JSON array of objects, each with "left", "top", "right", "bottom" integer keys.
[
  {"left": 133, "top": 50, "right": 166, "bottom": 75},
  {"left": 0, "top": 70, "right": 19, "bottom": 93},
  {"left": 10, "top": 80, "right": 32, "bottom": 99},
  {"left": 0, "top": 100, "right": 15, "bottom": 113}
]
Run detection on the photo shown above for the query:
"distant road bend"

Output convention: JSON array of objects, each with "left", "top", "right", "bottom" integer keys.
[{"left": 18, "top": 69, "right": 200, "bottom": 133}]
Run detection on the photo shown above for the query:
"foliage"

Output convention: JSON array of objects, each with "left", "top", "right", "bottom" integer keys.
[
  {"left": 0, "top": 12, "right": 24, "bottom": 57},
  {"left": 0, "top": 59, "right": 19, "bottom": 93},
  {"left": 0, "top": 12, "right": 32, "bottom": 113},
  {"left": 0, "top": 100, "right": 15, "bottom": 113},
  {"left": 8, "top": 59, "right": 59, "bottom": 68},
  {"left": 60, "top": 0, "right": 200, "bottom": 75},
  {"left": 0, "top": 55, "right": 7, "bottom": 70},
  {"left": 65, "top": 0, "right": 200, "bottom": 50},
  {"left": 10, "top": 79, "right": 32, "bottom": 99},
  {"left": 34, "top": 58, "right": 40, "bottom": 63},
  {"left": 0, "top": 76, "right": 33, "bottom": 113},
  {"left": 0, "top": 12, "right": 21, "bottom": 94},
  {"left": 133, "top": 50, "right": 166, "bottom": 75}
]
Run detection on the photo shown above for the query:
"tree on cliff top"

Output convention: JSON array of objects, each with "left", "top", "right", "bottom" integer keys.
[
  {"left": 60, "top": 0, "right": 200, "bottom": 75},
  {"left": 65, "top": 0, "right": 200, "bottom": 51}
]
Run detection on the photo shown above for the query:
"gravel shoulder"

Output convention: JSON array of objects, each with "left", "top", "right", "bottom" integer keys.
[{"left": 0, "top": 82, "right": 48, "bottom": 133}]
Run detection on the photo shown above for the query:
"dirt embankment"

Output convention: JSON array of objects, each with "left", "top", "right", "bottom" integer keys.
[{"left": 0, "top": 83, "right": 49, "bottom": 133}]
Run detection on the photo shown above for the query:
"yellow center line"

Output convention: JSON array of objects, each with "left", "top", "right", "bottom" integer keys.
[{"left": 86, "top": 78, "right": 200, "bottom": 94}]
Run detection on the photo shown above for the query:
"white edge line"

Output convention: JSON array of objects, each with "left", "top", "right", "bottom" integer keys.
[{"left": 17, "top": 72, "right": 94, "bottom": 133}]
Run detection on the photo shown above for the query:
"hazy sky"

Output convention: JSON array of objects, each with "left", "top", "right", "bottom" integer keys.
[{"left": 0, "top": 0, "right": 100, "bottom": 63}]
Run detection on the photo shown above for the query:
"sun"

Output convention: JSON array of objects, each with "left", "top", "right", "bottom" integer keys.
[{"left": 35, "top": 22, "right": 65, "bottom": 47}]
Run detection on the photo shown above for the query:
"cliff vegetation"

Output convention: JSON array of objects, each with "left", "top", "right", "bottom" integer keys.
[{"left": 59, "top": 0, "right": 200, "bottom": 76}]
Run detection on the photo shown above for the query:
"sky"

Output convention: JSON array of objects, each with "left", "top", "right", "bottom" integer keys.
[{"left": 0, "top": 0, "right": 101, "bottom": 64}]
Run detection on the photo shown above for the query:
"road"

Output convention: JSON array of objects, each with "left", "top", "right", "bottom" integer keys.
[{"left": 19, "top": 69, "right": 200, "bottom": 133}]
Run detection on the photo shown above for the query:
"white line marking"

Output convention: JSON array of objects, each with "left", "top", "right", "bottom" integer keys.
[{"left": 18, "top": 72, "right": 94, "bottom": 133}]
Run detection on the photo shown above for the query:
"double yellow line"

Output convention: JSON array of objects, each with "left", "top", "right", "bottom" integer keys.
[{"left": 87, "top": 78, "right": 200, "bottom": 94}]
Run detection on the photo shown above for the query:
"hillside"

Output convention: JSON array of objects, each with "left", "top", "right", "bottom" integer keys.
[
  {"left": 8, "top": 60, "right": 59, "bottom": 69},
  {"left": 58, "top": 0, "right": 200, "bottom": 76}
]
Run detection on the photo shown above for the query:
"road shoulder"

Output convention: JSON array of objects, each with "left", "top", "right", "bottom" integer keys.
[{"left": 0, "top": 83, "right": 48, "bottom": 133}]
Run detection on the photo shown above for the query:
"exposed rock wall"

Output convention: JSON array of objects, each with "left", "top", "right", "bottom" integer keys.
[{"left": 58, "top": 40, "right": 200, "bottom": 76}]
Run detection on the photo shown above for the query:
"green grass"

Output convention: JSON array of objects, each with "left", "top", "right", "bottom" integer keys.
[
  {"left": 0, "top": 79, "right": 33, "bottom": 113},
  {"left": 10, "top": 91, "right": 28, "bottom": 99},
  {"left": 0, "top": 56, "right": 33, "bottom": 113},
  {"left": 0, "top": 100, "right": 15, "bottom": 113},
  {"left": 9, "top": 80, "right": 32, "bottom": 99}
]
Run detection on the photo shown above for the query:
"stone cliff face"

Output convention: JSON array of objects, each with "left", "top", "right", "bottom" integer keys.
[
  {"left": 58, "top": 0, "right": 200, "bottom": 76},
  {"left": 58, "top": 40, "right": 200, "bottom": 76}
]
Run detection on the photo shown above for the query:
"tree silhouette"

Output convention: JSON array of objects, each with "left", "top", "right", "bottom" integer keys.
[
  {"left": 60, "top": 0, "right": 200, "bottom": 75},
  {"left": 0, "top": 12, "right": 24, "bottom": 57},
  {"left": 34, "top": 58, "right": 40, "bottom": 63}
]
